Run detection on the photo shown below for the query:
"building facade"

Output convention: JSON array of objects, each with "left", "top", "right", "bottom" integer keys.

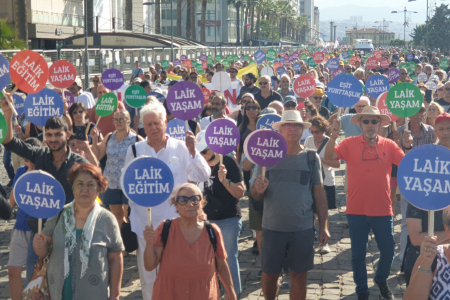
[{"left": 346, "top": 28, "right": 395, "bottom": 46}]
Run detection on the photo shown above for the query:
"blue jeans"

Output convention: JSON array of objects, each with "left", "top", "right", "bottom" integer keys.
[
  {"left": 26, "top": 232, "right": 39, "bottom": 283},
  {"left": 2, "top": 148, "right": 14, "bottom": 180},
  {"left": 211, "top": 217, "right": 242, "bottom": 295},
  {"left": 347, "top": 215, "right": 395, "bottom": 296}
]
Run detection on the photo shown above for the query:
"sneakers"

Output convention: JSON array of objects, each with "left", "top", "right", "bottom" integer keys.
[
  {"left": 373, "top": 279, "right": 394, "bottom": 300},
  {"left": 358, "top": 294, "right": 369, "bottom": 300},
  {"left": 320, "top": 244, "right": 331, "bottom": 254}
]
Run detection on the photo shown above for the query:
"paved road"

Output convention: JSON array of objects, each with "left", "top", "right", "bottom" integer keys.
[{"left": 0, "top": 146, "right": 407, "bottom": 299}]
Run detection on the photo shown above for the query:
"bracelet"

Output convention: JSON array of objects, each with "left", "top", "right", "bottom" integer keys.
[
  {"left": 418, "top": 265, "right": 431, "bottom": 273},
  {"left": 404, "top": 146, "right": 412, "bottom": 151}
]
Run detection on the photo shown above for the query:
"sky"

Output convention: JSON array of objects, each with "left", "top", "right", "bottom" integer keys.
[{"left": 315, "top": 0, "right": 449, "bottom": 24}]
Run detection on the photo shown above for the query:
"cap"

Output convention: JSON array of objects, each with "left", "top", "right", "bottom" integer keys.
[
  {"left": 312, "top": 88, "right": 324, "bottom": 96},
  {"left": 435, "top": 112, "right": 450, "bottom": 125},
  {"left": 133, "top": 77, "right": 142, "bottom": 83},
  {"left": 74, "top": 77, "right": 83, "bottom": 88},
  {"left": 339, "top": 61, "right": 344, "bottom": 66},
  {"left": 228, "top": 66, "right": 239, "bottom": 72},
  {"left": 283, "top": 95, "right": 297, "bottom": 104}
]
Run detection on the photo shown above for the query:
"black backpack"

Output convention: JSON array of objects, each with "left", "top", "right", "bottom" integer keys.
[{"left": 161, "top": 219, "right": 217, "bottom": 252}]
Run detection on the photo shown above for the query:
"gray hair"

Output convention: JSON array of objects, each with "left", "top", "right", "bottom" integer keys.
[
  {"left": 260, "top": 75, "right": 271, "bottom": 82},
  {"left": 241, "top": 93, "right": 254, "bottom": 100},
  {"left": 358, "top": 96, "right": 370, "bottom": 105},
  {"left": 140, "top": 101, "right": 167, "bottom": 121},
  {"left": 268, "top": 100, "right": 284, "bottom": 107},
  {"left": 169, "top": 182, "right": 204, "bottom": 207},
  {"left": 212, "top": 92, "right": 227, "bottom": 106},
  {"left": 280, "top": 74, "right": 290, "bottom": 81},
  {"left": 354, "top": 68, "right": 365, "bottom": 77},
  {"left": 424, "top": 64, "right": 433, "bottom": 71}
]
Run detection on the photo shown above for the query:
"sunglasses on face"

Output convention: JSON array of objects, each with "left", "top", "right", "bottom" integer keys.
[
  {"left": 229, "top": 70, "right": 237, "bottom": 73},
  {"left": 259, "top": 82, "right": 268, "bottom": 85},
  {"left": 246, "top": 106, "right": 259, "bottom": 111},
  {"left": 73, "top": 110, "right": 84, "bottom": 115},
  {"left": 310, "top": 129, "right": 322, "bottom": 135},
  {"left": 190, "top": 77, "right": 198, "bottom": 80},
  {"left": 200, "top": 148, "right": 209, "bottom": 155},
  {"left": 401, "top": 73, "right": 407, "bottom": 75},
  {"left": 93, "top": 80, "right": 99, "bottom": 83},
  {"left": 313, "top": 97, "right": 322, "bottom": 100},
  {"left": 361, "top": 119, "right": 380, "bottom": 125},
  {"left": 176, "top": 195, "right": 202, "bottom": 206},
  {"left": 284, "top": 103, "right": 297, "bottom": 108}
]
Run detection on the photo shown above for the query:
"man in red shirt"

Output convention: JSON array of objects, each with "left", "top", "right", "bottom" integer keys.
[{"left": 325, "top": 106, "right": 409, "bottom": 300}]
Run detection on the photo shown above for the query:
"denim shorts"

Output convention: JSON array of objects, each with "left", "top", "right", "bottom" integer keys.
[
  {"left": 261, "top": 228, "right": 314, "bottom": 274},
  {"left": 102, "top": 188, "right": 129, "bottom": 205}
]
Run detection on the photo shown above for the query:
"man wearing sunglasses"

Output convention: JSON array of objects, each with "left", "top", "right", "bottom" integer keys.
[
  {"left": 309, "top": 89, "right": 330, "bottom": 119},
  {"left": 283, "top": 95, "right": 297, "bottom": 111},
  {"left": 325, "top": 106, "right": 406, "bottom": 300},
  {"left": 398, "top": 68, "right": 412, "bottom": 84},
  {"left": 277, "top": 74, "right": 296, "bottom": 100},
  {"left": 254, "top": 75, "right": 282, "bottom": 110},
  {"left": 435, "top": 81, "right": 450, "bottom": 112}
]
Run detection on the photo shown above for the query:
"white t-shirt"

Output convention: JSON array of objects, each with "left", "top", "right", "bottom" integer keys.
[
  {"left": 304, "top": 135, "right": 337, "bottom": 186},
  {"left": 199, "top": 115, "right": 237, "bottom": 130},
  {"left": 74, "top": 91, "right": 96, "bottom": 109},
  {"left": 300, "top": 129, "right": 312, "bottom": 144}
]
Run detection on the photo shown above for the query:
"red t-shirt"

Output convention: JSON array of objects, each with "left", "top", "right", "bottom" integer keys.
[
  {"left": 335, "top": 135, "right": 404, "bottom": 216},
  {"left": 89, "top": 101, "right": 126, "bottom": 136}
]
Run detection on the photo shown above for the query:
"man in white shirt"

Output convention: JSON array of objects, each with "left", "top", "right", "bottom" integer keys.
[
  {"left": 123, "top": 101, "right": 210, "bottom": 300},
  {"left": 67, "top": 77, "right": 96, "bottom": 118},
  {"left": 199, "top": 93, "right": 237, "bottom": 129}
]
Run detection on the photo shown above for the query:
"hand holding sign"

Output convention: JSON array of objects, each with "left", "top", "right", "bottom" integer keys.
[
  {"left": 205, "top": 118, "right": 240, "bottom": 164},
  {"left": 95, "top": 92, "right": 118, "bottom": 126},
  {"left": 14, "top": 170, "right": 65, "bottom": 234}
]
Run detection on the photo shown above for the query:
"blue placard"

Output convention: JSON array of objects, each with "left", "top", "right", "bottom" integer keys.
[
  {"left": 326, "top": 58, "right": 340, "bottom": 71},
  {"left": 24, "top": 88, "right": 63, "bottom": 126},
  {"left": 398, "top": 144, "right": 450, "bottom": 211},
  {"left": 365, "top": 75, "right": 390, "bottom": 99},
  {"left": 13, "top": 94, "right": 25, "bottom": 116},
  {"left": 14, "top": 171, "right": 65, "bottom": 219},
  {"left": 341, "top": 51, "right": 349, "bottom": 60},
  {"left": 271, "top": 79, "right": 276, "bottom": 90},
  {"left": 293, "top": 62, "right": 301, "bottom": 72},
  {"left": 0, "top": 54, "right": 10, "bottom": 91},
  {"left": 166, "top": 118, "right": 190, "bottom": 140},
  {"left": 326, "top": 73, "right": 362, "bottom": 107},
  {"left": 254, "top": 51, "right": 266, "bottom": 64},
  {"left": 406, "top": 53, "right": 414, "bottom": 61},
  {"left": 121, "top": 156, "right": 174, "bottom": 207},
  {"left": 279, "top": 57, "right": 286, "bottom": 63},
  {"left": 147, "top": 91, "right": 165, "bottom": 103},
  {"left": 277, "top": 67, "right": 286, "bottom": 76},
  {"left": 256, "top": 114, "right": 281, "bottom": 132}
]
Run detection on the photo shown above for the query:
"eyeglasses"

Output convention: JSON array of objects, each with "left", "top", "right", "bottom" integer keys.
[
  {"left": 113, "top": 118, "right": 127, "bottom": 123},
  {"left": 73, "top": 110, "right": 84, "bottom": 115},
  {"left": 362, "top": 144, "right": 381, "bottom": 164},
  {"left": 93, "top": 80, "right": 99, "bottom": 83},
  {"left": 176, "top": 195, "right": 202, "bottom": 206},
  {"left": 284, "top": 103, "right": 297, "bottom": 108},
  {"left": 313, "top": 97, "right": 322, "bottom": 100},
  {"left": 309, "top": 129, "right": 322, "bottom": 134},
  {"left": 229, "top": 70, "right": 237, "bottom": 73},
  {"left": 361, "top": 119, "right": 380, "bottom": 125},
  {"left": 200, "top": 148, "right": 209, "bottom": 155},
  {"left": 190, "top": 77, "right": 198, "bottom": 80},
  {"left": 246, "top": 106, "right": 259, "bottom": 111},
  {"left": 355, "top": 105, "right": 367, "bottom": 109},
  {"left": 259, "top": 82, "right": 268, "bottom": 85},
  {"left": 400, "top": 73, "right": 407, "bottom": 75},
  {"left": 438, "top": 89, "right": 444, "bottom": 92},
  {"left": 281, "top": 123, "right": 302, "bottom": 129}
]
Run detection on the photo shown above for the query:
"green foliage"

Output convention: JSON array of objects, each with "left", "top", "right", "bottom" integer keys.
[
  {"left": 410, "top": 24, "right": 427, "bottom": 46},
  {"left": 0, "top": 19, "right": 27, "bottom": 49},
  {"left": 259, "top": 19, "right": 278, "bottom": 40},
  {"left": 389, "top": 39, "right": 406, "bottom": 47}
]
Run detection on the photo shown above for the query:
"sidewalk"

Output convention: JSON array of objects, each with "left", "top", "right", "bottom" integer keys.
[{"left": 0, "top": 148, "right": 406, "bottom": 299}]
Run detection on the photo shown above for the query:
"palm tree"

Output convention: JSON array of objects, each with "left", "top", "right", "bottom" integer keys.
[
  {"left": 186, "top": 0, "right": 192, "bottom": 38},
  {"left": 297, "top": 14, "right": 309, "bottom": 43},
  {"left": 177, "top": 0, "right": 183, "bottom": 37},
  {"left": 13, "top": 0, "right": 27, "bottom": 45},
  {"left": 200, "top": 0, "right": 207, "bottom": 43},
  {"left": 155, "top": 0, "right": 161, "bottom": 34},
  {"left": 0, "top": 19, "right": 27, "bottom": 49},
  {"left": 190, "top": 0, "right": 196, "bottom": 39}
]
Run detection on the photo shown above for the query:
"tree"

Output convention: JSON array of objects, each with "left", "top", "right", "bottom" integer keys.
[
  {"left": 14, "top": 0, "right": 27, "bottom": 44},
  {"left": 190, "top": 0, "right": 196, "bottom": 39},
  {"left": 259, "top": 19, "right": 278, "bottom": 41},
  {"left": 0, "top": 19, "right": 27, "bottom": 49},
  {"left": 410, "top": 24, "right": 427, "bottom": 47},
  {"left": 200, "top": 0, "right": 207, "bottom": 43},
  {"left": 389, "top": 39, "right": 405, "bottom": 47}
]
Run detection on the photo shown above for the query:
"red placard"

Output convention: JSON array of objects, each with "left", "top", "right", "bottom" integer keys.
[
  {"left": 202, "top": 61, "right": 208, "bottom": 70},
  {"left": 365, "top": 57, "right": 378, "bottom": 70},
  {"left": 201, "top": 88, "right": 211, "bottom": 103},
  {"left": 182, "top": 59, "right": 193, "bottom": 69},
  {"left": 349, "top": 56, "right": 358, "bottom": 65},
  {"left": 273, "top": 62, "right": 282, "bottom": 70},
  {"left": 313, "top": 52, "right": 325, "bottom": 63},
  {"left": 374, "top": 51, "right": 382, "bottom": 60},
  {"left": 293, "top": 75, "right": 316, "bottom": 98},
  {"left": 9, "top": 50, "right": 48, "bottom": 94},
  {"left": 48, "top": 60, "right": 76, "bottom": 89},
  {"left": 376, "top": 92, "right": 399, "bottom": 122},
  {"left": 380, "top": 58, "right": 390, "bottom": 69}
]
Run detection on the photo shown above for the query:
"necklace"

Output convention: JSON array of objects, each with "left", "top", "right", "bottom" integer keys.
[{"left": 314, "top": 138, "right": 324, "bottom": 144}]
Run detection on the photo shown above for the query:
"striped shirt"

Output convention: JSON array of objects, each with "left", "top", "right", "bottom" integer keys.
[{"left": 397, "top": 123, "right": 435, "bottom": 150}]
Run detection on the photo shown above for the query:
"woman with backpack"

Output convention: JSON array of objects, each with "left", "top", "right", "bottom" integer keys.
[
  {"left": 143, "top": 183, "right": 236, "bottom": 300},
  {"left": 91, "top": 109, "right": 144, "bottom": 228}
]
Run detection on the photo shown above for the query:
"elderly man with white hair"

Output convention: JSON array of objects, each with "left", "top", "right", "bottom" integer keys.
[
  {"left": 277, "top": 74, "right": 296, "bottom": 100},
  {"left": 353, "top": 68, "right": 365, "bottom": 82},
  {"left": 123, "top": 101, "right": 211, "bottom": 300},
  {"left": 254, "top": 75, "right": 283, "bottom": 110}
]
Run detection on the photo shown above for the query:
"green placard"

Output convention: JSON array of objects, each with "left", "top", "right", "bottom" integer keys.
[
  {"left": 403, "top": 48, "right": 409, "bottom": 54},
  {"left": 233, "top": 55, "right": 239, "bottom": 61},
  {"left": 243, "top": 55, "right": 249, "bottom": 62},
  {"left": 196, "top": 64, "right": 203, "bottom": 72},
  {"left": 207, "top": 57, "right": 214, "bottom": 65},
  {"left": 361, "top": 83, "right": 365, "bottom": 95},
  {"left": 0, "top": 113, "right": 7, "bottom": 144},
  {"left": 386, "top": 83, "right": 423, "bottom": 118},
  {"left": 301, "top": 53, "right": 308, "bottom": 60},
  {"left": 226, "top": 55, "right": 233, "bottom": 61},
  {"left": 363, "top": 57, "right": 368, "bottom": 64},
  {"left": 207, "top": 55, "right": 213, "bottom": 60},
  {"left": 347, "top": 50, "right": 353, "bottom": 57},
  {"left": 215, "top": 55, "right": 223, "bottom": 62},
  {"left": 308, "top": 47, "right": 313, "bottom": 52},
  {"left": 365, "top": 53, "right": 370, "bottom": 58},
  {"left": 406, "top": 61, "right": 417, "bottom": 74},
  {"left": 0, "top": 91, "right": 3, "bottom": 101},
  {"left": 266, "top": 49, "right": 277, "bottom": 61},
  {"left": 307, "top": 57, "right": 317, "bottom": 67},
  {"left": 161, "top": 60, "right": 170, "bottom": 69},
  {"left": 249, "top": 60, "right": 256, "bottom": 65},
  {"left": 440, "top": 58, "right": 449, "bottom": 69},
  {"left": 410, "top": 74, "right": 418, "bottom": 81},
  {"left": 95, "top": 93, "right": 118, "bottom": 117},
  {"left": 125, "top": 85, "right": 147, "bottom": 108},
  {"left": 223, "top": 60, "right": 230, "bottom": 68},
  {"left": 399, "top": 62, "right": 407, "bottom": 70}
]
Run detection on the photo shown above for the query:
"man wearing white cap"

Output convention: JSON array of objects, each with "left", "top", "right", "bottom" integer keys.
[
  {"left": 325, "top": 106, "right": 407, "bottom": 300},
  {"left": 67, "top": 77, "right": 96, "bottom": 118},
  {"left": 250, "top": 110, "right": 330, "bottom": 300}
]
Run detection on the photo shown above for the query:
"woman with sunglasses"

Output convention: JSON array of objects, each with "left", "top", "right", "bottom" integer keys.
[
  {"left": 86, "top": 75, "right": 100, "bottom": 98},
  {"left": 142, "top": 183, "right": 236, "bottom": 300},
  {"left": 300, "top": 101, "right": 318, "bottom": 144},
  {"left": 304, "top": 116, "right": 340, "bottom": 253},
  {"left": 90, "top": 110, "right": 144, "bottom": 228},
  {"left": 199, "top": 147, "right": 245, "bottom": 299},
  {"left": 68, "top": 102, "right": 101, "bottom": 144}
]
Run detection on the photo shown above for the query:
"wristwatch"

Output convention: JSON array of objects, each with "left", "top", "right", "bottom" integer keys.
[{"left": 224, "top": 179, "right": 231, "bottom": 187}]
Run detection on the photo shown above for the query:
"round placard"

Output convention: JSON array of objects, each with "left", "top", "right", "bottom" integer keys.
[
  {"left": 48, "top": 60, "right": 76, "bottom": 89},
  {"left": 205, "top": 118, "right": 240, "bottom": 154},
  {"left": 293, "top": 75, "right": 317, "bottom": 98},
  {"left": 256, "top": 114, "right": 281, "bottom": 132},
  {"left": 386, "top": 69, "right": 401, "bottom": 84},
  {"left": 14, "top": 171, "right": 65, "bottom": 219},
  {"left": 125, "top": 85, "right": 147, "bottom": 108},
  {"left": 266, "top": 49, "right": 277, "bottom": 61},
  {"left": 0, "top": 113, "right": 7, "bottom": 144},
  {"left": 147, "top": 91, "right": 165, "bottom": 103},
  {"left": 24, "top": 88, "right": 63, "bottom": 126},
  {"left": 101, "top": 69, "right": 124, "bottom": 90},
  {"left": 166, "top": 118, "right": 187, "bottom": 141},
  {"left": 13, "top": 94, "right": 25, "bottom": 115},
  {"left": 243, "top": 130, "right": 287, "bottom": 167},
  {"left": 326, "top": 73, "right": 362, "bottom": 107},
  {"left": 166, "top": 81, "right": 204, "bottom": 120},
  {"left": 376, "top": 92, "right": 399, "bottom": 123},
  {"left": 386, "top": 83, "right": 423, "bottom": 118},
  {"left": 211, "top": 71, "right": 232, "bottom": 91},
  {"left": 9, "top": 50, "right": 48, "bottom": 94},
  {"left": 380, "top": 59, "right": 390, "bottom": 69},
  {"left": 121, "top": 156, "right": 174, "bottom": 207},
  {"left": 0, "top": 54, "right": 11, "bottom": 91},
  {"left": 365, "top": 75, "right": 390, "bottom": 99},
  {"left": 95, "top": 93, "right": 118, "bottom": 117},
  {"left": 313, "top": 52, "right": 325, "bottom": 63},
  {"left": 254, "top": 51, "right": 266, "bottom": 64}
]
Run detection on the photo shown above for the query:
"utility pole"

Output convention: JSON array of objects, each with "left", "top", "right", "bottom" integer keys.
[
  {"left": 84, "top": 0, "right": 89, "bottom": 89},
  {"left": 330, "top": 21, "right": 334, "bottom": 42},
  {"left": 333, "top": 25, "right": 337, "bottom": 43}
]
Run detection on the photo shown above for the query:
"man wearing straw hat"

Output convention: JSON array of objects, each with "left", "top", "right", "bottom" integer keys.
[
  {"left": 250, "top": 110, "right": 330, "bottom": 300},
  {"left": 325, "top": 106, "right": 407, "bottom": 300}
]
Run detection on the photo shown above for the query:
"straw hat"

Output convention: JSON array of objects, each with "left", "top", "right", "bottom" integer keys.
[
  {"left": 350, "top": 106, "right": 391, "bottom": 126},
  {"left": 272, "top": 110, "right": 311, "bottom": 130}
]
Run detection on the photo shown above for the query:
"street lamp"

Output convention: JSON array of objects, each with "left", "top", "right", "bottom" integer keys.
[
  {"left": 226, "top": 18, "right": 243, "bottom": 53},
  {"left": 392, "top": 7, "right": 418, "bottom": 45},
  {"left": 144, "top": 1, "right": 174, "bottom": 61}
]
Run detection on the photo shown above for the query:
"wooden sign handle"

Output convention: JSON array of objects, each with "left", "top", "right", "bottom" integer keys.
[
  {"left": 38, "top": 218, "right": 42, "bottom": 235},
  {"left": 262, "top": 166, "right": 266, "bottom": 178},
  {"left": 337, "top": 107, "right": 342, "bottom": 117},
  {"left": 2, "top": 88, "right": 18, "bottom": 116},
  {"left": 428, "top": 210, "right": 435, "bottom": 237},
  {"left": 147, "top": 207, "right": 152, "bottom": 226},
  {"left": 185, "top": 120, "right": 189, "bottom": 134},
  {"left": 96, "top": 116, "right": 102, "bottom": 126}
]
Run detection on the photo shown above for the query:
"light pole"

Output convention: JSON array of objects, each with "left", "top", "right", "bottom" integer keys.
[
  {"left": 144, "top": 1, "right": 174, "bottom": 60},
  {"left": 84, "top": 0, "right": 89, "bottom": 89},
  {"left": 392, "top": 7, "right": 418, "bottom": 45}
]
